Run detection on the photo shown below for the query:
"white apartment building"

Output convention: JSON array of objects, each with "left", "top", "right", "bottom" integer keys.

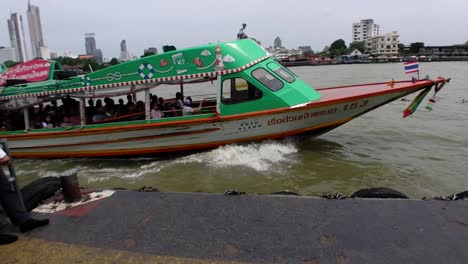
[
  {"left": 352, "top": 19, "right": 380, "bottom": 43},
  {"left": 368, "top": 31, "right": 400, "bottom": 57}
]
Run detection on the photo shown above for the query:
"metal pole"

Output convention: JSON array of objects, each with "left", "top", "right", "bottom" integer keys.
[
  {"left": 215, "top": 74, "right": 221, "bottom": 115},
  {"left": 23, "top": 108, "right": 30, "bottom": 130},
  {"left": 79, "top": 98, "right": 86, "bottom": 126},
  {"left": 180, "top": 81, "right": 184, "bottom": 96},
  {"left": 145, "top": 88, "right": 150, "bottom": 120},
  {"left": 0, "top": 139, "right": 26, "bottom": 211}
]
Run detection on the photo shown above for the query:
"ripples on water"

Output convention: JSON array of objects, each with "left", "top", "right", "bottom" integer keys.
[{"left": 14, "top": 62, "right": 468, "bottom": 198}]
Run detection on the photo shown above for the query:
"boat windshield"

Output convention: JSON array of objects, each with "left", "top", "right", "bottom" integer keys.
[
  {"left": 251, "top": 68, "right": 284, "bottom": 92},
  {"left": 267, "top": 62, "right": 296, "bottom": 83}
]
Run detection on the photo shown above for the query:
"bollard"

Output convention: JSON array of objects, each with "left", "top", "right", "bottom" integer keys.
[{"left": 60, "top": 173, "right": 82, "bottom": 203}]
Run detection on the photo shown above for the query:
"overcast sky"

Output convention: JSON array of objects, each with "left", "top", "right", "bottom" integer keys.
[{"left": 1, "top": 0, "right": 467, "bottom": 60}]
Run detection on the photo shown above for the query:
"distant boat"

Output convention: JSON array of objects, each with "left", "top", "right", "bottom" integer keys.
[{"left": 0, "top": 39, "right": 449, "bottom": 158}]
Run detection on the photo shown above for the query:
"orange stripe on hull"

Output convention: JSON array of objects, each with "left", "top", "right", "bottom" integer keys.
[
  {"left": 12, "top": 118, "right": 352, "bottom": 158},
  {"left": 13, "top": 128, "right": 220, "bottom": 149}
]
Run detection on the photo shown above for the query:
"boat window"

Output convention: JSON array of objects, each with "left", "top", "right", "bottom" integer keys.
[
  {"left": 251, "top": 68, "right": 284, "bottom": 91},
  {"left": 222, "top": 78, "right": 262, "bottom": 104},
  {"left": 267, "top": 62, "right": 296, "bottom": 83}
]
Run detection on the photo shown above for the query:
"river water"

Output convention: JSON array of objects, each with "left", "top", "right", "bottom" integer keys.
[{"left": 13, "top": 62, "right": 468, "bottom": 198}]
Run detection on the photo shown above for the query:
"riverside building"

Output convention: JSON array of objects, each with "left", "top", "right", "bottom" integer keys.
[
  {"left": 368, "top": 31, "right": 399, "bottom": 58},
  {"left": 352, "top": 19, "right": 380, "bottom": 43}
]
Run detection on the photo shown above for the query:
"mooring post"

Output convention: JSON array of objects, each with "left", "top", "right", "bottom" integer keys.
[{"left": 60, "top": 173, "right": 82, "bottom": 203}]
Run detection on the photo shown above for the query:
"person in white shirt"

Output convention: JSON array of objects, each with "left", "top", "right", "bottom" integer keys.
[
  {"left": 182, "top": 98, "right": 203, "bottom": 116},
  {"left": 150, "top": 102, "right": 164, "bottom": 119},
  {"left": 0, "top": 147, "right": 49, "bottom": 245}
]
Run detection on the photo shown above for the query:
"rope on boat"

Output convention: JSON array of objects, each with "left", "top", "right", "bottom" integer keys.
[
  {"left": 403, "top": 86, "right": 432, "bottom": 118},
  {"left": 403, "top": 78, "right": 450, "bottom": 117}
]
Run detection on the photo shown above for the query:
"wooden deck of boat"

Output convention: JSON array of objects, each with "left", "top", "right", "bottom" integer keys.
[{"left": 1, "top": 190, "right": 467, "bottom": 263}]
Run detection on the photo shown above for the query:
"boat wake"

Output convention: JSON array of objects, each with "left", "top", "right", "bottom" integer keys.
[
  {"left": 14, "top": 139, "right": 300, "bottom": 185},
  {"left": 175, "top": 139, "right": 299, "bottom": 172}
]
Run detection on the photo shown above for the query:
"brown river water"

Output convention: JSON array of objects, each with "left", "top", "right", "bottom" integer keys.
[{"left": 12, "top": 62, "right": 468, "bottom": 198}]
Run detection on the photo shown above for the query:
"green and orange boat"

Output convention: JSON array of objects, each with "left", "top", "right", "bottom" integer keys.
[{"left": 0, "top": 38, "right": 449, "bottom": 158}]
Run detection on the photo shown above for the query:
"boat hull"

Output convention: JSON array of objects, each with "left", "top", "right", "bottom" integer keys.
[{"left": 3, "top": 80, "right": 437, "bottom": 158}]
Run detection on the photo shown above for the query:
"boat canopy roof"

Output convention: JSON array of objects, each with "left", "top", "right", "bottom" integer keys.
[{"left": 0, "top": 39, "right": 270, "bottom": 102}]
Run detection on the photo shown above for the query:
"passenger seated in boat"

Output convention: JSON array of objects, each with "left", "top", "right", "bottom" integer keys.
[
  {"left": 175, "top": 92, "right": 184, "bottom": 109},
  {"left": 103, "top": 98, "right": 116, "bottom": 118},
  {"left": 91, "top": 100, "right": 106, "bottom": 122},
  {"left": 40, "top": 115, "right": 54, "bottom": 128},
  {"left": 86, "top": 99, "right": 96, "bottom": 123},
  {"left": 128, "top": 103, "right": 137, "bottom": 114},
  {"left": 126, "top": 94, "right": 135, "bottom": 108},
  {"left": 60, "top": 116, "right": 73, "bottom": 127},
  {"left": 150, "top": 102, "right": 164, "bottom": 119},
  {"left": 182, "top": 98, "right": 203, "bottom": 116},
  {"left": 151, "top": 94, "right": 158, "bottom": 105},
  {"left": 136, "top": 101, "right": 145, "bottom": 113},
  {"left": 118, "top": 99, "right": 127, "bottom": 115}
]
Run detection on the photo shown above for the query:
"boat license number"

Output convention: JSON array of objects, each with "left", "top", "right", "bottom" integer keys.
[{"left": 342, "top": 100, "right": 368, "bottom": 111}]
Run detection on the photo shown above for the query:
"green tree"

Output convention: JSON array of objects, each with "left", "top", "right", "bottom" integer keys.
[
  {"left": 409, "top": 42, "right": 425, "bottom": 54},
  {"left": 328, "top": 39, "right": 347, "bottom": 57},
  {"left": 142, "top": 50, "right": 156, "bottom": 58},
  {"left": 162, "top": 45, "right": 177, "bottom": 53},
  {"left": 109, "top": 57, "right": 119, "bottom": 65},
  {"left": 3, "top": 60, "right": 19, "bottom": 68},
  {"left": 347, "top": 41, "right": 366, "bottom": 53},
  {"left": 398, "top": 43, "right": 408, "bottom": 54}
]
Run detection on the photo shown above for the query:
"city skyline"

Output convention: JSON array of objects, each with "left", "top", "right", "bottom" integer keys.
[{"left": 1, "top": 0, "right": 468, "bottom": 60}]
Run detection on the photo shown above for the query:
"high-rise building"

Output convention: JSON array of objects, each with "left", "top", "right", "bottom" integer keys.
[
  {"left": 120, "top": 39, "right": 130, "bottom": 61},
  {"left": 92, "top": 49, "right": 103, "bottom": 63},
  {"left": 85, "top": 33, "right": 97, "bottom": 55},
  {"left": 7, "top": 13, "right": 28, "bottom": 62},
  {"left": 352, "top": 19, "right": 380, "bottom": 43},
  {"left": 27, "top": 1, "right": 45, "bottom": 59},
  {"left": 84, "top": 33, "right": 103, "bottom": 63},
  {"left": 273, "top": 37, "right": 282, "bottom": 49},
  {"left": 0, "top": 47, "right": 16, "bottom": 63}
]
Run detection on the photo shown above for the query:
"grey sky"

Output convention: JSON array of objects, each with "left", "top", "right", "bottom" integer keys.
[{"left": 1, "top": 0, "right": 468, "bottom": 59}]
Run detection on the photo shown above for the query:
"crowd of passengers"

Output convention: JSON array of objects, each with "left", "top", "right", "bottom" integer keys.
[{"left": 0, "top": 92, "right": 205, "bottom": 131}]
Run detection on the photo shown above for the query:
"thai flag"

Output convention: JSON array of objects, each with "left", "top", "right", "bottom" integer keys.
[{"left": 404, "top": 61, "right": 419, "bottom": 74}]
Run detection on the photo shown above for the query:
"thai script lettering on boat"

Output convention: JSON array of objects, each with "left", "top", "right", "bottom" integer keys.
[{"left": 267, "top": 108, "right": 337, "bottom": 126}]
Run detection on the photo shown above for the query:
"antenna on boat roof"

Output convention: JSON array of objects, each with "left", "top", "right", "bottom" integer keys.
[
  {"left": 88, "top": 64, "right": 94, "bottom": 72},
  {"left": 237, "top": 23, "right": 248, "bottom": 39}
]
